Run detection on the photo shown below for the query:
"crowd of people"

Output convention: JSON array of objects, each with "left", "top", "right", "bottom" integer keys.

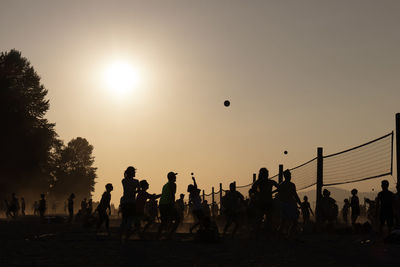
[{"left": 2, "top": 166, "right": 400, "bottom": 240}]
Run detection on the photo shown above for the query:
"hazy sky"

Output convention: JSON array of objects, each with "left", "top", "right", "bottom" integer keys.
[{"left": 1, "top": 0, "right": 399, "bottom": 202}]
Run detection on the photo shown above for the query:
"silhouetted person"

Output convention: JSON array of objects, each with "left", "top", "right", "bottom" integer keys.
[
  {"left": 87, "top": 199, "right": 93, "bottom": 215},
  {"left": 320, "top": 189, "right": 337, "bottom": 225},
  {"left": 68, "top": 193, "right": 75, "bottom": 222},
  {"left": 251, "top": 168, "right": 279, "bottom": 228},
  {"left": 300, "top": 196, "right": 314, "bottom": 224},
  {"left": 394, "top": 183, "right": 400, "bottom": 228},
  {"left": 38, "top": 194, "right": 46, "bottom": 217},
  {"left": 342, "top": 199, "right": 350, "bottom": 225},
  {"left": 350, "top": 189, "right": 360, "bottom": 225},
  {"left": 9, "top": 193, "right": 19, "bottom": 217},
  {"left": 211, "top": 201, "right": 218, "bottom": 217},
  {"left": 135, "top": 180, "right": 161, "bottom": 236},
  {"left": 176, "top": 193, "right": 185, "bottom": 223},
  {"left": 120, "top": 166, "right": 139, "bottom": 240},
  {"left": 377, "top": 180, "right": 394, "bottom": 234},
  {"left": 222, "top": 182, "right": 245, "bottom": 238},
  {"left": 33, "top": 201, "right": 39, "bottom": 216},
  {"left": 278, "top": 170, "right": 301, "bottom": 237},
  {"left": 81, "top": 198, "right": 88, "bottom": 215},
  {"left": 202, "top": 200, "right": 211, "bottom": 218},
  {"left": 188, "top": 176, "right": 205, "bottom": 234},
  {"left": 21, "top": 197, "right": 25, "bottom": 216},
  {"left": 96, "top": 183, "right": 113, "bottom": 235},
  {"left": 157, "top": 172, "right": 179, "bottom": 239}
]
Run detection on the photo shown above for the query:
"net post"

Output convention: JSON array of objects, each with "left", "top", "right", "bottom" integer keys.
[
  {"left": 316, "top": 147, "right": 324, "bottom": 222},
  {"left": 202, "top": 190, "right": 205, "bottom": 202},
  {"left": 396, "top": 113, "right": 400, "bottom": 185},
  {"left": 279, "top": 164, "right": 284, "bottom": 183},
  {"left": 219, "top": 182, "right": 222, "bottom": 203},
  {"left": 212, "top": 187, "right": 215, "bottom": 204},
  {"left": 253, "top": 173, "right": 256, "bottom": 183}
]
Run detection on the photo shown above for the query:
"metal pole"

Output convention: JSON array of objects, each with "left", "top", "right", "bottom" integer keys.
[
  {"left": 279, "top": 164, "right": 284, "bottom": 183},
  {"left": 253, "top": 173, "right": 256, "bottom": 183},
  {"left": 212, "top": 187, "right": 215, "bottom": 204},
  {"left": 396, "top": 113, "right": 400, "bottom": 185},
  {"left": 316, "top": 147, "right": 323, "bottom": 222},
  {"left": 202, "top": 190, "right": 205, "bottom": 202},
  {"left": 219, "top": 183, "right": 223, "bottom": 215},
  {"left": 219, "top": 183, "right": 222, "bottom": 201}
]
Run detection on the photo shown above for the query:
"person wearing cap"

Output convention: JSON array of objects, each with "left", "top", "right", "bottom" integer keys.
[
  {"left": 120, "top": 166, "right": 140, "bottom": 240},
  {"left": 157, "top": 171, "right": 179, "bottom": 239},
  {"left": 96, "top": 183, "right": 113, "bottom": 235}
]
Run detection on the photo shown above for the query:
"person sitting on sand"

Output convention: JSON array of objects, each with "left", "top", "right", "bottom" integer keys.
[
  {"left": 157, "top": 171, "right": 180, "bottom": 239},
  {"left": 350, "top": 189, "right": 360, "bottom": 225},
  {"left": 96, "top": 183, "right": 113, "bottom": 235},
  {"left": 222, "top": 182, "right": 245, "bottom": 238}
]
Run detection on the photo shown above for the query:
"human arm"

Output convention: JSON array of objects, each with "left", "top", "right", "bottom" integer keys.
[{"left": 192, "top": 177, "right": 198, "bottom": 189}]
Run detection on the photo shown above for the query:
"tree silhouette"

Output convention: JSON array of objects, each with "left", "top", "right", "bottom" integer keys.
[
  {"left": 0, "top": 49, "right": 58, "bottom": 197},
  {"left": 50, "top": 137, "right": 97, "bottom": 200}
]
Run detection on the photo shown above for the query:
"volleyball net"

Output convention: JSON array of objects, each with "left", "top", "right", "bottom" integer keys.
[{"left": 202, "top": 131, "right": 394, "bottom": 201}]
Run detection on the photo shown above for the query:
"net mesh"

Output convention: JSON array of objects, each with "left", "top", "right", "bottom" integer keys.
[
  {"left": 289, "top": 158, "right": 318, "bottom": 191},
  {"left": 323, "top": 132, "right": 393, "bottom": 186},
  {"left": 202, "top": 132, "right": 393, "bottom": 199}
]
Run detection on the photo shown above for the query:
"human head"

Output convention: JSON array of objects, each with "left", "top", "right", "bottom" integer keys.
[
  {"left": 180, "top": 194, "right": 184, "bottom": 199},
  {"left": 229, "top": 182, "right": 236, "bottom": 191},
  {"left": 323, "top": 189, "right": 330, "bottom": 197},
  {"left": 105, "top": 183, "right": 113, "bottom": 192},
  {"left": 344, "top": 198, "right": 349, "bottom": 203},
  {"left": 125, "top": 166, "right": 136, "bottom": 179},
  {"left": 381, "top": 180, "right": 389, "bottom": 190},
  {"left": 70, "top": 193, "right": 75, "bottom": 199},
  {"left": 351, "top": 189, "right": 358, "bottom": 195},
  {"left": 283, "top": 169, "right": 291, "bottom": 181},
  {"left": 258, "top": 168, "right": 269, "bottom": 180},
  {"left": 187, "top": 184, "right": 194, "bottom": 193},
  {"left": 303, "top": 196, "right": 308, "bottom": 201},
  {"left": 167, "top": 171, "right": 177, "bottom": 182},
  {"left": 40, "top": 194, "right": 45, "bottom": 199},
  {"left": 139, "top": 180, "right": 149, "bottom": 190}
]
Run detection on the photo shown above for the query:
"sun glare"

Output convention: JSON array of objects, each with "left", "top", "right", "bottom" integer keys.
[{"left": 105, "top": 61, "right": 140, "bottom": 95}]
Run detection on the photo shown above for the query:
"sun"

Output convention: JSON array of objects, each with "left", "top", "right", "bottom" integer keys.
[{"left": 105, "top": 61, "right": 140, "bottom": 95}]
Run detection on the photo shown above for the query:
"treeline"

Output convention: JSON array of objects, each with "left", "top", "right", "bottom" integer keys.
[{"left": 0, "top": 49, "right": 96, "bottom": 201}]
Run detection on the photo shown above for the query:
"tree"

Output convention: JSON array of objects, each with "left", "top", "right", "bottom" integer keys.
[
  {"left": 51, "top": 137, "right": 97, "bottom": 200},
  {"left": 0, "top": 49, "right": 58, "bottom": 197}
]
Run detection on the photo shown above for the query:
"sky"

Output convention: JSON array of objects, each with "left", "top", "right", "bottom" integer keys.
[{"left": 1, "top": 0, "right": 399, "bottom": 203}]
